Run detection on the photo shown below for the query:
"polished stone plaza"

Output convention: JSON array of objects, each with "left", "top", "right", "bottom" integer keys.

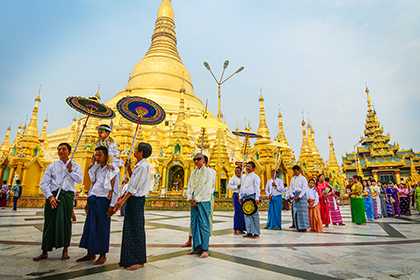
[{"left": 0, "top": 205, "right": 419, "bottom": 280}]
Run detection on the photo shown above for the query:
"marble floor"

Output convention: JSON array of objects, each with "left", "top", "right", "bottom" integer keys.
[{"left": 1, "top": 205, "right": 420, "bottom": 280}]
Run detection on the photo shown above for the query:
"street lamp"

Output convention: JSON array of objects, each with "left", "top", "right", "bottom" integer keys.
[{"left": 203, "top": 60, "right": 244, "bottom": 197}]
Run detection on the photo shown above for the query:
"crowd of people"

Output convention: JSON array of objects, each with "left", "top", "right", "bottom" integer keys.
[
  {"left": 1, "top": 124, "right": 419, "bottom": 271},
  {"left": 349, "top": 175, "right": 419, "bottom": 225}
]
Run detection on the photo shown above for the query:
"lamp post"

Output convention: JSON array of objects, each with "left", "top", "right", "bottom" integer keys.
[{"left": 203, "top": 60, "right": 244, "bottom": 197}]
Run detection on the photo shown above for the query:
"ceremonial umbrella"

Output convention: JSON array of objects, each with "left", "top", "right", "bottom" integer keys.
[
  {"left": 116, "top": 96, "right": 165, "bottom": 194},
  {"left": 183, "top": 107, "right": 227, "bottom": 153},
  {"left": 267, "top": 140, "right": 292, "bottom": 180},
  {"left": 56, "top": 96, "right": 115, "bottom": 200},
  {"left": 232, "top": 126, "right": 262, "bottom": 171}
]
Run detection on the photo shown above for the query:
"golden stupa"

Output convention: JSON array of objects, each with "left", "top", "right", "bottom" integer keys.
[{"left": 0, "top": 0, "right": 353, "bottom": 200}]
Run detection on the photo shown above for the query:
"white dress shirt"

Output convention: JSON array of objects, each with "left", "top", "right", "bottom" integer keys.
[
  {"left": 265, "top": 178, "right": 285, "bottom": 197},
  {"left": 97, "top": 139, "right": 124, "bottom": 167},
  {"left": 289, "top": 174, "right": 308, "bottom": 199},
  {"left": 306, "top": 187, "right": 319, "bottom": 206},
  {"left": 88, "top": 164, "right": 120, "bottom": 207},
  {"left": 40, "top": 159, "right": 83, "bottom": 199},
  {"left": 187, "top": 166, "right": 213, "bottom": 203},
  {"left": 126, "top": 158, "right": 151, "bottom": 197},
  {"left": 227, "top": 176, "right": 241, "bottom": 193},
  {"left": 239, "top": 172, "right": 261, "bottom": 200},
  {"left": 208, "top": 167, "right": 216, "bottom": 192}
]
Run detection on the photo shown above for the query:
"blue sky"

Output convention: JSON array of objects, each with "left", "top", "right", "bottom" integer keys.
[{"left": 1, "top": 0, "right": 419, "bottom": 163}]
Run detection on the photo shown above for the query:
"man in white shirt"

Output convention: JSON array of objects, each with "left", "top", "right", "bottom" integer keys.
[
  {"left": 113, "top": 142, "right": 152, "bottom": 270},
  {"left": 203, "top": 155, "right": 216, "bottom": 235},
  {"left": 77, "top": 146, "right": 120, "bottom": 265},
  {"left": 239, "top": 161, "right": 261, "bottom": 239},
  {"left": 228, "top": 166, "right": 245, "bottom": 235},
  {"left": 33, "top": 143, "right": 83, "bottom": 261},
  {"left": 264, "top": 170, "right": 284, "bottom": 230},
  {"left": 182, "top": 154, "right": 215, "bottom": 248},
  {"left": 289, "top": 165, "right": 310, "bottom": 232},
  {"left": 186, "top": 153, "right": 213, "bottom": 258}
]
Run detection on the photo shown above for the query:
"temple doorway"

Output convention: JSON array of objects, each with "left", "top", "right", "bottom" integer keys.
[{"left": 167, "top": 165, "right": 184, "bottom": 192}]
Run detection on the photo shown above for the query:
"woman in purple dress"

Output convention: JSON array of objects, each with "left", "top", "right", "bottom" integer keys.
[{"left": 390, "top": 182, "right": 401, "bottom": 217}]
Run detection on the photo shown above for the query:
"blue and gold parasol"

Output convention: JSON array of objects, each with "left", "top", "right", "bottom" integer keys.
[
  {"left": 56, "top": 96, "right": 115, "bottom": 200},
  {"left": 66, "top": 96, "right": 115, "bottom": 119},
  {"left": 117, "top": 96, "right": 165, "bottom": 125},
  {"left": 116, "top": 96, "right": 165, "bottom": 196}
]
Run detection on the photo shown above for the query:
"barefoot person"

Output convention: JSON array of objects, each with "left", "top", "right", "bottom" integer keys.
[
  {"left": 228, "top": 166, "right": 246, "bottom": 235},
  {"left": 289, "top": 165, "right": 310, "bottom": 232},
  {"left": 239, "top": 162, "right": 261, "bottom": 239},
  {"left": 186, "top": 153, "right": 213, "bottom": 258},
  {"left": 33, "top": 143, "right": 83, "bottom": 261},
  {"left": 182, "top": 155, "right": 215, "bottom": 247},
  {"left": 77, "top": 146, "right": 119, "bottom": 265},
  {"left": 113, "top": 143, "right": 152, "bottom": 270},
  {"left": 307, "top": 178, "right": 323, "bottom": 232},
  {"left": 265, "top": 170, "right": 284, "bottom": 230}
]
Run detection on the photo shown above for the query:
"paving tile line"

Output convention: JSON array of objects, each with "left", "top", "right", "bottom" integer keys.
[
  {"left": 29, "top": 249, "right": 340, "bottom": 280},
  {"left": 1, "top": 239, "right": 420, "bottom": 249},
  {"left": 32, "top": 249, "right": 190, "bottom": 280}
]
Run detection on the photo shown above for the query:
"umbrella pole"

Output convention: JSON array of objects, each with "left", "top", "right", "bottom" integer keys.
[
  {"left": 242, "top": 136, "right": 249, "bottom": 175},
  {"left": 119, "top": 115, "right": 142, "bottom": 195},
  {"left": 55, "top": 112, "right": 92, "bottom": 200},
  {"left": 201, "top": 128, "right": 205, "bottom": 154},
  {"left": 273, "top": 148, "right": 280, "bottom": 181}
]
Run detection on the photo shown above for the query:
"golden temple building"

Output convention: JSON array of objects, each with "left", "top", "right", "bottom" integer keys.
[
  {"left": 342, "top": 87, "right": 420, "bottom": 185},
  {"left": 1, "top": 0, "right": 399, "bottom": 201}
]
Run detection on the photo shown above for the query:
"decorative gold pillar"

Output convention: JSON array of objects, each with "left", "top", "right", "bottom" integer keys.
[
  {"left": 395, "top": 170, "right": 401, "bottom": 184},
  {"left": 7, "top": 167, "right": 14, "bottom": 185},
  {"left": 161, "top": 167, "right": 167, "bottom": 195},
  {"left": 372, "top": 169, "right": 378, "bottom": 182}
]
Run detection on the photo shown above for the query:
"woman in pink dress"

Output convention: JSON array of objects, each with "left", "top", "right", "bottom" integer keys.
[
  {"left": 316, "top": 174, "right": 331, "bottom": 228},
  {"left": 325, "top": 178, "right": 345, "bottom": 225}
]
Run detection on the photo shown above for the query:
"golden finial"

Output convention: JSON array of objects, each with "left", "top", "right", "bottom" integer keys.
[
  {"left": 301, "top": 110, "right": 305, "bottom": 126},
  {"left": 157, "top": 0, "right": 174, "bottom": 20},
  {"left": 35, "top": 84, "right": 42, "bottom": 102},
  {"left": 258, "top": 87, "right": 264, "bottom": 101},
  {"left": 95, "top": 84, "right": 101, "bottom": 100}
]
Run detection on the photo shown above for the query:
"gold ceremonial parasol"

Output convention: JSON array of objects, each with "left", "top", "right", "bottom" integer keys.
[
  {"left": 267, "top": 140, "right": 292, "bottom": 180},
  {"left": 183, "top": 102, "right": 227, "bottom": 153},
  {"left": 232, "top": 123, "right": 262, "bottom": 171}
]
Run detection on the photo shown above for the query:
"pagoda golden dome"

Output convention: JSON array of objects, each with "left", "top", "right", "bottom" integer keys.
[{"left": 105, "top": 0, "right": 204, "bottom": 117}]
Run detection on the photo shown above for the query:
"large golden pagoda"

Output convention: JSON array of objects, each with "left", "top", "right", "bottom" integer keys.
[
  {"left": 0, "top": 94, "right": 52, "bottom": 195},
  {"left": 342, "top": 87, "right": 420, "bottom": 184}
]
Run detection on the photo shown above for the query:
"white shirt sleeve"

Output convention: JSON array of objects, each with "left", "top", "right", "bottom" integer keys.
[
  {"left": 265, "top": 180, "right": 272, "bottom": 197},
  {"left": 68, "top": 162, "right": 83, "bottom": 184},
  {"left": 227, "top": 177, "right": 239, "bottom": 192},
  {"left": 40, "top": 164, "right": 54, "bottom": 199},
  {"left": 255, "top": 175, "right": 261, "bottom": 200}
]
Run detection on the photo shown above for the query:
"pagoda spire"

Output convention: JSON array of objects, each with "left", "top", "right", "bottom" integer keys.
[
  {"left": 21, "top": 90, "right": 42, "bottom": 157},
  {"left": 23, "top": 91, "right": 41, "bottom": 139},
  {"left": 298, "top": 116, "right": 314, "bottom": 170},
  {"left": 39, "top": 114, "right": 50, "bottom": 151},
  {"left": 0, "top": 124, "right": 11, "bottom": 155},
  {"left": 277, "top": 108, "right": 289, "bottom": 145},
  {"left": 144, "top": 0, "right": 182, "bottom": 63},
  {"left": 307, "top": 118, "right": 322, "bottom": 166},
  {"left": 328, "top": 133, "right": 339, "bottom": 169},
  {"left": 11, "top": 123, "right": 22, "bottom": 148},
  {"left": 255, "top": 88, "right": 271, "bottom": 145}
]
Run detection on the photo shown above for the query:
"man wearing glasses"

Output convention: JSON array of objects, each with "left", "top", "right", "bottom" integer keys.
[{"left": 186, "top": 153, "right": 213, "bottom": 258}]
